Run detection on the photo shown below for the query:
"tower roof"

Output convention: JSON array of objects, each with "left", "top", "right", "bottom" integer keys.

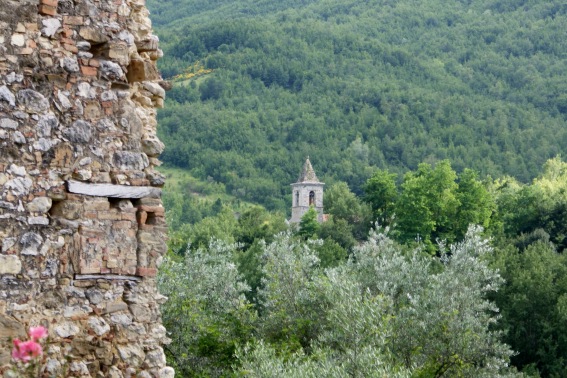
[{"left": 296, "top": 157, "right": 321, "bottom": 183}]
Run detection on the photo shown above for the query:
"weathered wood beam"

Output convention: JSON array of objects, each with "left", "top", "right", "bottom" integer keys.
[{"left": 66, "top": 180, "right": 161, "bottom": 199}]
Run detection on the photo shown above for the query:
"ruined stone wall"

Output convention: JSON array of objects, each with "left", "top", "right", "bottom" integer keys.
[{"left": 0, "top": 0, "right": 173, "bottom": 376}]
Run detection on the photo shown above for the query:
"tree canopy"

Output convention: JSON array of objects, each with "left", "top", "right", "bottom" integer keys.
[{"left": 149, "top": 0, "right": 567, "bottom": 212}]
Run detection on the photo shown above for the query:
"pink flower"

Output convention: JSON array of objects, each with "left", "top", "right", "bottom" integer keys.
[
  {"left": 11, "top": 339, "right": 43, "bottom": 363},
  {"left": 29, "top": 326, "right": 48, "bottom": 341}
]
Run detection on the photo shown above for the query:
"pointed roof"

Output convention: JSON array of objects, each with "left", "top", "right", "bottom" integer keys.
[{"left": 296, "top": 157, "right": 321, "bottom": 183}]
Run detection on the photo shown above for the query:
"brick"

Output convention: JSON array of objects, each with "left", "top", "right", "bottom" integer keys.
[
  {"left": 39, "top": 4, "right": 57, "bottom": 15},
  {"left": 137, "top": 210, "right": 147, "bottom": 225},
  {"left": 62, "top": 28, "right": 73, "bottom": 38},
  {"left": 80, "top": 260, "right": 101, "bottom": 274},
  {"left": 112, "top": 220, "right": 132, "bottom": 230},
  {"left": 60, "top": 37, "right": 75, "bottom": 45},
  {"left": 63, "top": 16, "right": 83, "bottom": 26},
  {"left": 63, "top": 44, "right": 78, "bottom": 53},
  {"left": 89, "top": 59, "right": 100, "bottom": 67},
  {"left": 121, "top": 212, "right": 137, "bottom": 222},
  {"left": 41, "top": 0, "right": 58, "bottom": 6},
  {"left": 136, "top": 267, "right": 156, "bottom": 277},
  {"left": 80, "top": 65, "right": 98, "bottom": 76},
  {"left": 25, "top": 23, "right": 39, "bottom": 32},
  {"left": 97, "top": 211, "right": 122, "bottom": 220}
]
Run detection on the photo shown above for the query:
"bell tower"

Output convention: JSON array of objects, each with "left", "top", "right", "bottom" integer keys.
[{"left": 290, "top": 157, "right": 324, "bottom": 223}]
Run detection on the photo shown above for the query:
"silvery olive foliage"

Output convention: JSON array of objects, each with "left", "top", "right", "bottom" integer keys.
[
  {"left": 349, "top": 225, "right": 518, "bottom": 377},
  {"left": 160, "top": 228, "right": 520, "bottom": 377},
  {"left": 158, "top": 239, "right": 256, "bottom": 376}
]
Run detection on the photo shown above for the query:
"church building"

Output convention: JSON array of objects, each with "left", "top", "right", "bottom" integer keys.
[{"left": 290, "top": 157, "right": 325, "bottom": 223}]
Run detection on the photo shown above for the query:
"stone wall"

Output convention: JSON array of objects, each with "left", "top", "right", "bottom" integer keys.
[{"left": 0, "top": 0, "right": 173, "bottom": 376}]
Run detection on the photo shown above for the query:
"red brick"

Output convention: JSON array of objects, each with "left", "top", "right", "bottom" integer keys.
[
  {"left": 80, "top": 65, "right": 97, "bottom": 76},
  {"left": 84, "top": 211, "right": 98, "bottom": 219},
  {"left": 41, "top": 0, "right": 58, "bottom": 7},
  {"left": 39, "top": 4, "right": 57, "bottom": 15},
  {"left": 112, "top": 220, "right": 133, "bottom": 230},
  {"left": 89, "top": 59, "right": 100, "bottom": 67},
  {"left": 137, "top": 211, "right": 147, "bottom": 225},
  {"left": 121, "top": 212, "right": 137, "bottom": 222},
  {"left": 136, "top": 267, "right": 157, "bottom": 277},
  {"left": 62, "top": 28, "right": 73, "bottom": 38}
]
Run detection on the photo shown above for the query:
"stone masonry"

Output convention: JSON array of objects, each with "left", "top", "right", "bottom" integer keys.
[{"left": 0, "top": 0, "right": 173, "bottom": 376}]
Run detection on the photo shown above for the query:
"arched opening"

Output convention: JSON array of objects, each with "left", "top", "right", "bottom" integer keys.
[
  {"left": 295, "top": 191, "right": 299, "bottom": 206},
  {"left": 309, "top": 191, "right": 315, "bottom": 206}
]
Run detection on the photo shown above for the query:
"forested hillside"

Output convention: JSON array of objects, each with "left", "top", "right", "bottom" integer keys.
[{"left": 147, "top": 0, "right": 567, "bottom": 211}]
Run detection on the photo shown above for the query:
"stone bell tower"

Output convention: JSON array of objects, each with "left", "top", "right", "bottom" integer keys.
[{"left": 290, "top": 157, "right": 324, "bottom": 223}]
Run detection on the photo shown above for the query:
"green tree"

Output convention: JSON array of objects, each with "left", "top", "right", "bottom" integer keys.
[
  {"left": 453, "top": 168, "right": 495, "bottom": 239},
  {"left": 490, "top": 241, "right": 567, "bottom": 376},
  {"left": 396, "top": 160, "right": 465, "bottom": 250},
  {"left": 324, "top": 182, "right": 373, "bottom": 240},
  {"left": 158, "top": 241, "right": 256, "bottom": 376},
  {"left": 298, "top": 206, "right": 320, "bottom": 240},
  {"left": 363, "top": 169, "right": 398, "bottom": 225}
]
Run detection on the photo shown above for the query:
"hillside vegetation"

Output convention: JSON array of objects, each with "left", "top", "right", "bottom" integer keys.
[
  {"left": 146, "top": 2, "right": 567, "bottom": 376},
  {"left": 148, "top": 0, "right": 567, "bottom": 211}
]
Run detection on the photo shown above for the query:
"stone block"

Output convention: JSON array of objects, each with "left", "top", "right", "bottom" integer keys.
[
  {"left": 0, "top": 255, "right": 22, "bottom": 274},
  {"left": 80, "top": 258, "right": 102, "bottom": 274},
  {"left": 136, "top": 38, "right": 158, "bottom": 52},
  {"left": 63, "top": 16, "right": 84, "bottom": 26},
  {"left": 79, "top": 27, "right": 109, "bottom": 44},
  {"left": 26, "top": 196, "right": 52, "bottom": 213},
  {"left": 83, "top": 199, "right": 110, "bottom": 211},
  {"left": 50, "top": 201, "right": 82, "bottom": 220},
  {"left": 67, "top": 180, "right": 162, "bottom": 199},
  {"left": 126, "top": 59, "right": 159, "bottom": 83}
]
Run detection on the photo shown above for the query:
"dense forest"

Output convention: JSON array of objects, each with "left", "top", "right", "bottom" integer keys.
[
  {"left": 144, "top": 0, "right": 567, "bottom": 376},
  {"left": 148, "top": 0, "right": 567, "bottom": 211}
]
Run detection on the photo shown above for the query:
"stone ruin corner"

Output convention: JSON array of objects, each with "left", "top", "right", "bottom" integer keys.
[{"left": 0, "top": 0, "right": 174, "bottom": 376}]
